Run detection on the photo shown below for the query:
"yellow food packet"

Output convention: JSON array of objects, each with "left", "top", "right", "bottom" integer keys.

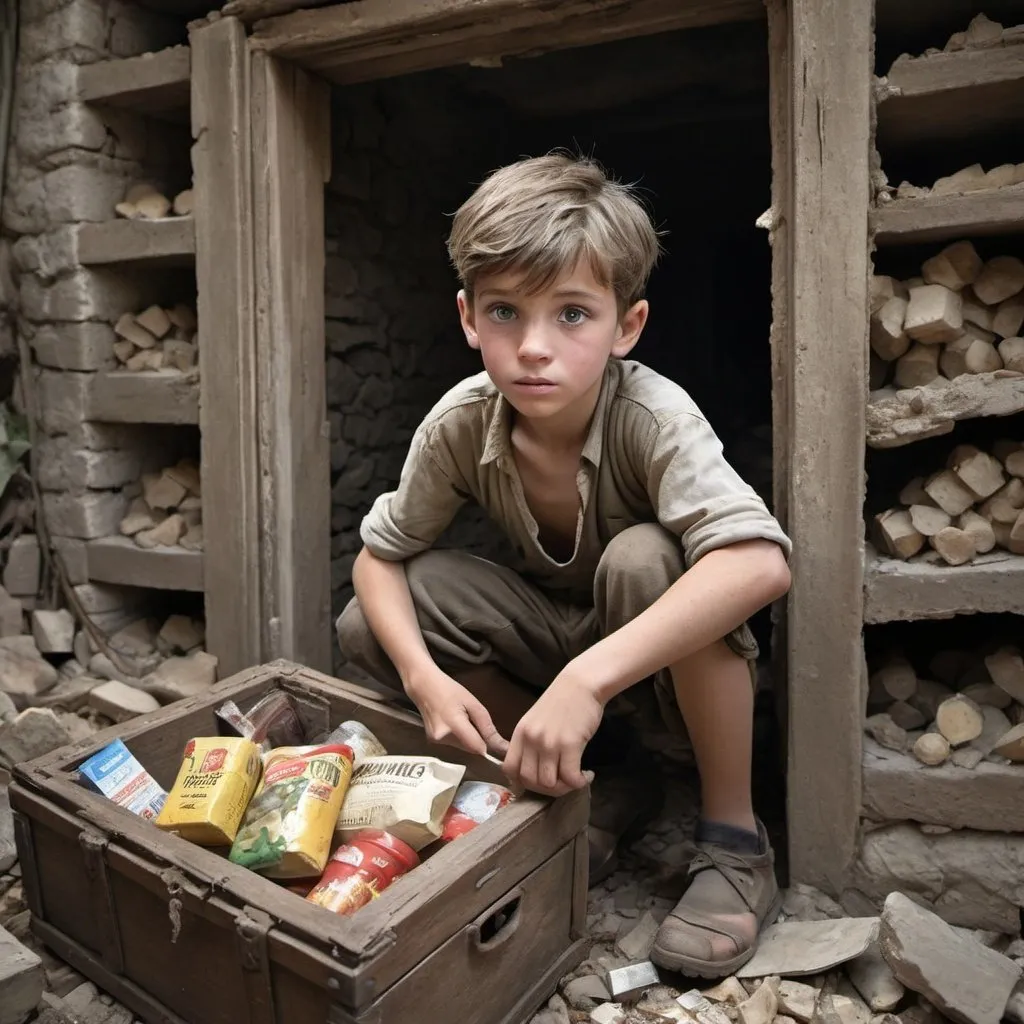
[
  {"left": 155, "top": 737, "right": 262, "bottom": 846},
  {"left": 229, "top": 743, "right": 355, "bottom": 879}
]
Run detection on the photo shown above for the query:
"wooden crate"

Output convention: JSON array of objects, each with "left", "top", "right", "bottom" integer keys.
[{"left": 10, "top": 661, "right": 589, "bottom": 1024}]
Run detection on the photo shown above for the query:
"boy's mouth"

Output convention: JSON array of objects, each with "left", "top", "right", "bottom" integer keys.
[{"left": 514, "top": 377, "right": 556, "bottom": 387}]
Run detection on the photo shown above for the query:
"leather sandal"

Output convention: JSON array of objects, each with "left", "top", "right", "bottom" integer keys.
[{"left": 650, "top": 819, "right": 781, "bottom": 978}]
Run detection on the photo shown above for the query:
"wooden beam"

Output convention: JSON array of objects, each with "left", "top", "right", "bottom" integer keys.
[
  {"left": 76, "top": 46, "right": 191, "bottom": 122},
  {"left": 190, "top": 17, "right": 264, "bottom": 677},
  {"left": 86, "top": 370, "right": 199, "bottom": 425},
  {"left": 248, "top": 0, "right": 763, "bottom": 84},
  {"left": 77, "top": 218, "right": 195, "bottom": 268},
  {"left": 86, "top": 537, "right": 204, "bottom": 592},
  {"left": 251, "top": 53, "right": 332, "bottom": 673},
  {"left": 783, "top": 0, "right": 872, "bottom": 895},
  {"left": 872, "top": 188, "right": 1024, "bottom": 246}
]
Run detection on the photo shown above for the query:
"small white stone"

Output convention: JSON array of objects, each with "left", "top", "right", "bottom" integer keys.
[
  {"left": 88, "top": 681, "right": 161, "bottom": 722},
  {"left": 31, "top": 609, "right": 75, "bottom": 654}
]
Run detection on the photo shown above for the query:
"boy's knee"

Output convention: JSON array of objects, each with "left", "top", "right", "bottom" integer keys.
[{"left": 597, "top": 523, "right": 683, "bottom": 594}]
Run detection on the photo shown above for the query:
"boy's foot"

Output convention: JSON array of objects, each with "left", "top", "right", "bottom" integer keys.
[{"left": 650, "top": 819, "right": 781, "bottom": 978}]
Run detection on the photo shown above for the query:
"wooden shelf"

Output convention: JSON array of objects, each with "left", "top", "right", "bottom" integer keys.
[
  {"left": 877, "top": 43, "right": 1024, "bottom": 147},
  {"left": 86, "top": 370, "right": 199, "bottom": 425},
  {"left": 866, "top": 371, "right": 1024, "bottom": 449},
  {"left": 78, "top": 218, "right": 195, "bottom": 268},
  {"left": 872, "top": 186, "right": 1024, "bottom": 245},
  {"left": 864, "top": 546, "right": 1024, "bottom": 623},
  {"left": 86, "top": 536, "right": 203, "bottom": 592},
  {"left": 77, "top": 46, "right": 191, "bottom": 122},
  {"left": 863, "top": 737, "right": 1024, "bottom": 832}
]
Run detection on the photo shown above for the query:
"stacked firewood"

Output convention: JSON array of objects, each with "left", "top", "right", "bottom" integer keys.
[{"left": 113, "top": 304, "right": 197, "bottom": 373}]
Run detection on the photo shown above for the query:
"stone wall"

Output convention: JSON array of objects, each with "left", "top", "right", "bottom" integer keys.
[{"left": 3, "top": 0, "right": 188, "bottom": 621}]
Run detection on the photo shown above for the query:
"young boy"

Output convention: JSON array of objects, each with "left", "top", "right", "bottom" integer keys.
[{"left": 336, "top": 154, "right": 792, "bottom": 977}]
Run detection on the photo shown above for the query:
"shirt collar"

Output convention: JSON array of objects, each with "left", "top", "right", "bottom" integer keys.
[{"left": 478, "top": 361, "right": 617, "bottom": 470}]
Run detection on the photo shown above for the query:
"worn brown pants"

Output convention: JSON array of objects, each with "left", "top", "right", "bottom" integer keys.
[{"left": 336, "top": 523, "right": 758, "bottom": 733}]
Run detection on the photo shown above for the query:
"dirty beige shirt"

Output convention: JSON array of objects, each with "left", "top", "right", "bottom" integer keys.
[{"left": 360, "top": 359, "right": 791, "bottom": 599}]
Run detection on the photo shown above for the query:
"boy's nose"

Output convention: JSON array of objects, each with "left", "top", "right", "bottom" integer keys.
[{"left": 517, "top": 325, "right": 550, "bottom": 361}]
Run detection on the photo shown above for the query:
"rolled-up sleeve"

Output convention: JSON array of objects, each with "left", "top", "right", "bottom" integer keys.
[
  {"left": 359, "top": 420, "right": 468, "bottom": 561},
  {"left": 642, "top": 411, "right": 792, "bottom": 567}
]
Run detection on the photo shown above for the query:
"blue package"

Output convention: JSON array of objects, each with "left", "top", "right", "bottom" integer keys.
[{"left": 78, "top": 738, "right": 167, "bottom": 821}]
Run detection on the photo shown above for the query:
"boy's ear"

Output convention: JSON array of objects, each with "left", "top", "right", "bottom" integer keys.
[
  {"left": 457, "top": 290, "right": 480, "bottom": 350},
  {"left": 611, "top": 299, "right": 649, "bottom": 358}
]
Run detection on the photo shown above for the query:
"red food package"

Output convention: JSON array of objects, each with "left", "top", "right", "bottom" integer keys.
[{"left": 439, "top": 782, "right": 514, "bottom": 843}]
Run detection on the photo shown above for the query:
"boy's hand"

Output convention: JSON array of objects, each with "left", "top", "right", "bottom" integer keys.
[
  {"left": 503, "top": 668, "right": 603, "bottom": 797},
  {"left": 405, "top": 668, "right": 509, "bottom": 758}
]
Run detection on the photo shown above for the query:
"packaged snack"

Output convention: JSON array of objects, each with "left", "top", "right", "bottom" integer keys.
[
  {"left": 216, "top": 692, "right": 305, "bottom": 751},
  {"left": 438, "top": 781, "right": 514, "bottom": 843},
  {"left": 229, "top": 744, "right": 355, "bottom": 878},
  {"left": 155, "top": 737, "right": 262, "bottom": 845},
  {"left": 323, "top": 720, "right": 387, "bottom": 766},
  {"left": 77, "top": 739, "right": 167, "bottom": 821},
  {"left": 306, "top": 829, "right": 419, "bottom": 917},
  {"left": 335, "top": 755, "right": 465, "bottom": 851}
]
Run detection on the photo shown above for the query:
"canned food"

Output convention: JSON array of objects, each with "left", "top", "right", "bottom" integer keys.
[
  {"left": 306, "top": 829, "right": 419, "bottom": 917},
  {"left": 438, "top": 781, "right": 514, "bottom": 843}
]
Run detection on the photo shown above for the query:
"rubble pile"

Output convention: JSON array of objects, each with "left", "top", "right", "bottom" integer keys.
[
  {"left": 112, "top": 303, "right": 198, "bottom": 374},
  {"left": 867, "top": 645, "right": 1024, "bottom": 768},
  {"left": 118, "top": 459, "right": 203, "bottom": 552},
  {"left": 871, "top": 440, "right": 1024, "bottom": 565}
]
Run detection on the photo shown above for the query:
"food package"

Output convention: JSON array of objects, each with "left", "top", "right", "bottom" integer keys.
[
  {"left": 438, "top": 782, "right": 514, "bottom": 844},
  {"left": 306, "top": 829, "right": 419, "bottom": 917},
  {"left": 216, "top": 691, "right": 305, "bottom": 752},
  {"left": 323, "top": 720, "right": 387, "bottom": 766},
  {"left": 155, "top": 737, "right": 262, "bottom": 845},
  {"left": 229, "top": 744, "right": 355, "bottom": 878},
  {"left": 335, "top": 755, "right": 466, "bottom": 851},
  {"left": 77, "top": 739, "right": 167, "bottom": 821}
]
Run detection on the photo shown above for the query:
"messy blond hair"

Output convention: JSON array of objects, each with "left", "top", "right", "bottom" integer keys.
[{"left": 447, "top": 153, "right": 661, "bottom": 312}]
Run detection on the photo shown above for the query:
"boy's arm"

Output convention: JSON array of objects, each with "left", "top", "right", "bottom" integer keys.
[
  {"left": 503, "top": 409, "right": 792, "bottom": 795},
  {"left": 352, "top": 549, "right": 508, "bottom": 756}
]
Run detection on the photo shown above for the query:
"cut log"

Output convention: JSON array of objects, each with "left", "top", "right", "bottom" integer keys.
[
  {"left": 895, "top": 343, "right": 941, "bottom": 387},
  {"left": 993, "top": 295, "right": 1024, "bottom": 339},
  {"left": 931, "top": 164, "right": 986, "bottom": 196},
  {"left": 865, "top": 713, "right": 908, "bottom": 752},
  {"left": 994, "top": 477, "right": 1024, "bottom": 505},
  {"left": 134, "top": 191, "right": 172, "bottom": 219},
  {"left": 113, "top": 340, "right": 134, "bottom": 363},
  {"left": 904, "top": 285, "right": 964, "bottom": 344},
  {"left": 142, "top": 470, "right": 187, "bottom": 511},
  {"left": 962, "top": 290, "right": 994, "bottom": 332},
  {"left": 913, "top": 732, "right": 950, "bottom": 766},
  {"left": 167, "top": 304, "right": 198, "bottom": 332},
  {"left": 993, "top": 723, "right": 1024, "bottom": 761},
  {"left": 872, "top": 657, "right": 917, "bottom": 701},
  {"left": 164, "top": 340, "right": 197, "bottom": 371},
  {"left": 871, "top": 296, "right": 911, "bottom": 361},
  {"left": 935, "top": 694, "right": 984, "bottom": 746},
  {"left": 134, "top": 305, "right": 172, "bottom": 339},
  {"left": 1010, "top": 509, "right": 1024, "bottom": 554},
  {"left": 878, "top": 891, "right": 1021, "bottom": 1024},
  {"left": 992, "top": 520, "right": 1013, "bottom": 549},
  {"left": 899, "top": 477, "right": 931, "bottom": 506},
  {"left": 979, "top": 496, "right": 1020, "bottom": 524},
  {"left": 955, "top": 510, "right": 996, "bottom": 554},
  {"left": 173, "top": 188, "right": 194, "bottom": 216},
  {"left": 114, "top": 312, "right": 157, "bottom": 349},
  {"left": 874, "top": 510, "right": 925, "bottom": 560},
  {"left": 948, "top": 445, "right": 1005, "bottom": 500},
  {"left": 930, "top": 526, "right": 977, "bottom": 567},
  {"left": 939, "top": 335, "right": 973, "bottom": 379},
  {"left": 887, "top": 700, "right": 926, "bottom": 731},
  {"left": 998, "top": 331, "right": 1024, "bottom": 371},
  {"left": 985, "top": 646, "right": 1024, "bottom": 703},
  {"left": 119, "top": 496, "right": 162, "bottom": 536},
  {"left": 962, "top": 337, "right": 1003, "bottom": 375},
  {"left": 908, "top": 504, "right": 951, "bottom": 536},
  {"left": 973, "top": 256, "right": 1024, "bottom": 306},
  {"left": 135, "top": 512, "right": 186, "bottom": 548},
  {"left": 871, "top": 275, "right": 909, "bottom": 314},
  {"left": 1006, "top": 448, "right": 1024, "bottom": 478},
  {"left": 973, "top": 705, "right": 1013, "bottom": 759},
  {"left": 923, "top": 470, "right": 977, "bottom": 516},
  {"left": 909, "top": 679, "right": 955, "bottom": 720},
  {"left": 921, "top": 240, "right": 982, "bottom": 291},
  {"left": 959, "top": 682, "right": 1011, "bottom": 711}
]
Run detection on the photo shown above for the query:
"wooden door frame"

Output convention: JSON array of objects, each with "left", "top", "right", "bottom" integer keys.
[{"left": 192, "top": 0, "right": 874, "bottom": 893}]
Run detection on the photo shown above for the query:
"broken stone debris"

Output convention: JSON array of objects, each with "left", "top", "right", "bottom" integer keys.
[
  {"left": 113, "top": 303, "right": 197, "bottom": 374},
  {"left": 118, "top": 459, "right": 202, "bottom": 552},
  {"left": 865, "top": 644, "right": 1024, "bottom": 769},
  {"left": 0, "top": 921, "right": 43, "bottom": 1024},
  {"left": 870, "top": 440, "right": 1024, "bottom": 567}
]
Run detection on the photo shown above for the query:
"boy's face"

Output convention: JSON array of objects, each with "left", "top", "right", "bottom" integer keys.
[{"left": 457, "top": 259, "right": 648, "bottom": 423}]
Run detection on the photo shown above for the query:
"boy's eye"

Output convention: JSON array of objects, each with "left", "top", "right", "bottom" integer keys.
[
  {"left": 559, "top": 306, "right": 588, "bottom": 325},
  {"left": 489, "top": 304, "right": 517, "bottom": 322}
]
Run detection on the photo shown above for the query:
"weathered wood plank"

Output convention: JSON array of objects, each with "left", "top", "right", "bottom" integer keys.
[
  {"left": 872, "top": 187, "right": 1024, "bottom": 245},
  {"left": 77, "top": 46, "right": 191, "bottom": 122},
  {"left": 877, "top": 45, "right": 1024, "bottom": 147},
  {"left": 86, "top": 537, "right": 204, "bottom": 592},
  {"left": 249, "top": 0, "right": 763, "bottom": 84},
  {"left": 862, "top": 737, "right": 1024, "bottom": 832},
  {"left": 866, "top": 372, "right": 1024, "bottom": 448},
  {"left": 77, "top": 218, "right": 195, "bottom": 267},
  {"left": 251, "top": 54, "right": 332, "bottom": 672},
  {"left": 190, "top": 17, "right": 263, "bottom": 676},
  {"left": 863, "top": 546, "right": 1024, "bottom": 623},
  {"left": 86, "top": 370, "right": 199, "bottom": 425},
  {"left": 785, "top": 0, "right": 872, "bottom": 894}
]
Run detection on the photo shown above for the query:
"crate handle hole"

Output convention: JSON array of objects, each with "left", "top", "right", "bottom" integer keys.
[{"left": 473, "top": 886, "right": 523, "bottom": 952}]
